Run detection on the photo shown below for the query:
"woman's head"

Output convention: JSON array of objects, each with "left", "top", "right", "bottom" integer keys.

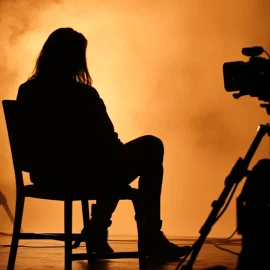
[{"left": 30, "top": 27, "right": 92, "bottom": 85}]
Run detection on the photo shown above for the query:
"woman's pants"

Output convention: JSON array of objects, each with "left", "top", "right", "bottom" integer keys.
[
  {"left": 30, "top": 135, "right": 164, "bottom": 226},
  {"left": 92, "top": 135, "right": 164, "bottom": 226}
]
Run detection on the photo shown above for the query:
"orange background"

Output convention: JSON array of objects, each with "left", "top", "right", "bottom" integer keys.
[{"left": 0, "top": 0, "right": 269, "bottom": 238}]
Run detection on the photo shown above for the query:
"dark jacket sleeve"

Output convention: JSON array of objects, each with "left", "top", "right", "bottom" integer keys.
[
  {"left": 89, "top": 87, "right": 124, "bottom": 148},
  {"left": 16, "top": 81, "right": 124, "bottom": 168},
  {"left": 17, "top": 82, "right": 122, "bottom": 147}
]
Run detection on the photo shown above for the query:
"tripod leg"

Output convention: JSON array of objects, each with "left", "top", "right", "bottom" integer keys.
[
  {"left": 180, "top": 158, "right": 245, "bottom": 270},
  {"left": 178, "top": 124, "right": 269, "bottom": 270}
]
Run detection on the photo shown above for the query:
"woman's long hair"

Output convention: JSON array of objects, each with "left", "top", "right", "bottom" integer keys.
[{"left": 29, "top": 27, "right": 92, "bottom": 85}]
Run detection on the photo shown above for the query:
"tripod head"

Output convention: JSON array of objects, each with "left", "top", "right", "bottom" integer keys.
[{"left": 232, "top": 90, "right": 270, "bottom": 115}]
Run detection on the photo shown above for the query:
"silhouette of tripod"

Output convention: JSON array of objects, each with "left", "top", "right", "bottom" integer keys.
[{"left": 176, "top": 123, "right": 270, "bottom": 270}]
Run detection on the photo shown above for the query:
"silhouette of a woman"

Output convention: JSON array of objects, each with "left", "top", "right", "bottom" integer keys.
[{"left": 17, "top": 27, "right": 190, "bottom": 261}]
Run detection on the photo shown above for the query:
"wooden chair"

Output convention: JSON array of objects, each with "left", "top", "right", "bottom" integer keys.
[{"left": 2, "top": 100, "right": 147, "bottom": 270}]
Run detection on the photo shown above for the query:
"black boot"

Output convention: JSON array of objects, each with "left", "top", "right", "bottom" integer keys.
[
  {"left": 73, "top": 204, "right": 114, "bottom": 254},
  {"left": 143, "top": 220, "right": 191, "bottom": 261},
  {"left": 85, "top": 219, "right": 114, "bottom": 254},
  {"left": 73, "top": 219, "right": 114, "bottom": 254}
]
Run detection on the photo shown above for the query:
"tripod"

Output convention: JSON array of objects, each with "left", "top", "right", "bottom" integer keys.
[{"left": 176, "top": 123, "right": 270, "bottom": 270}]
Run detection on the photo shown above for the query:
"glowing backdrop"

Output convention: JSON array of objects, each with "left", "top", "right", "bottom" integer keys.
[{"left": 0, "top": 0, "right": 269, "bottom": 238}]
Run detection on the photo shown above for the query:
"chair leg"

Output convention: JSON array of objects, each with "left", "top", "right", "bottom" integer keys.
[
  {"left": 136, "top": 218, "right": 147, "bottom": 270},
  {"left": 81, "top": 200, "right": 90, "bottom": 227},
  {"left": 7, "top": 195, "right": 25, "bottom": 270},
  {"left": 131, "top": 197, "right": 147, "bottom": 270},
  {"left": 64, "top": 200, "right": 73, "bottom": 270},
  {"left": 81, "top": 200, "right": 93, "bottom": 264}
]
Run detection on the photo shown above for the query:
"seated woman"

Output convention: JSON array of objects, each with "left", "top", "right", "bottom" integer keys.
[{"left": 17, "top": 27, "right": 190, "bottom": 261}]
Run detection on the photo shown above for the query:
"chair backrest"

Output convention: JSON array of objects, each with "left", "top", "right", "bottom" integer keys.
[
  {"left": 2, "top": 100, "right": 26, "bottom": 190},
  {"left": 2, "top": 99, "right": 92, "bottom": 189}
]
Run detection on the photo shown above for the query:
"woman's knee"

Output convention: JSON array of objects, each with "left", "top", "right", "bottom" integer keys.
[{"left": 142, "top": 135, "right": 164, "bottom": 158}]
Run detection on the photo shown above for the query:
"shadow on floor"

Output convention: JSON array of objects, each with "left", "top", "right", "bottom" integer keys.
[{"left": 77, "top": 260, "right": 228, "bottom": 270}]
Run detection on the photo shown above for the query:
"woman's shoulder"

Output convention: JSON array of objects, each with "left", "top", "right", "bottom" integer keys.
[
  {"left": 76, "top": 82, "right": 100, "bottom": 98},
  {"left": 17, "top": 78, "right": 101, "bottom": 101},
  {"left": 17, "top": 79, "right": 38, "bottom": 100},
  {"left": 19, "top": 78, "right": 97, "bottom": 92},
  {"left": 19, "top": 78, "right": 37, "bottom": 89},
  {"left": 18, "top": 77, "right": 48, "bottom": 94}
]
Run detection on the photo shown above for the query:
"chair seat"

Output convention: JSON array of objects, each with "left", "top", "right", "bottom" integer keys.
[{"left": 23, "top": 184, "right": 139, "bottom": 201}]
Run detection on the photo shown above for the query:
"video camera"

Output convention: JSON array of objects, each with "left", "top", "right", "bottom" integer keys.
[
  {"left": 223, "top": 46, "right": 270, "bottom": 106},
  {"left": 178, "top": 47, "right": 270, "bottom": 270},
  {"left": 222, "top": 47, "right": 270, "bottom": 270}
]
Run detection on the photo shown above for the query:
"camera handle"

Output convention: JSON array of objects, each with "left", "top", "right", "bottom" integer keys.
[{"left": 177, "top": 124, "right": 270, "bottom": 270}]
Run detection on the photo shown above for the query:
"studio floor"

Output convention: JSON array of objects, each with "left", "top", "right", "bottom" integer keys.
[{"left": 0, "top": 234, "right": 241, "bottom": 270}]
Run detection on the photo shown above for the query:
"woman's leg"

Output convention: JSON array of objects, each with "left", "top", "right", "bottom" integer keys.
[
  {"left": 88, "top": 135, "right": 190, "bottom": 259},
  {"left": 93, "top": 135, "right": 164, "bottom": 224},
  {"left": 80, "top": 135, "right": 162, "bottom": 253}
]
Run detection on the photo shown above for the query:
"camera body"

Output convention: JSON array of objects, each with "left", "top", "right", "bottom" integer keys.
[{"left": 223, "top": 47, "right": 270, "bottom": 103}]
